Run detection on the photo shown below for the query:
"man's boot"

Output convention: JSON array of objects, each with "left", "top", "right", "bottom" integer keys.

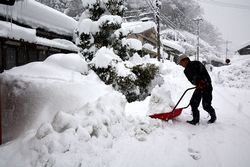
[
  {"left": 187, "top": 110, "right": 199, "bottom": 125},
  {"left": 208, "top": 111, "right": 216, "bottom": 124},
  {"left": 187, "top": 119, "right": 199, "bottom": 125}
]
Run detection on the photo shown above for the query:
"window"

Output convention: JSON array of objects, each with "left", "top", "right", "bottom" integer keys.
[
  {"left": 0, "top": 0, "right": 15, "bottom": 6},
  {"left": 38, "top": 50, "right": 47, "bottom": 61}
]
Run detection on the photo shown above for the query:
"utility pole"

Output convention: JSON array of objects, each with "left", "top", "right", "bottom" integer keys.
[
  {"left": 156, "top": 0, "right": 161, "bottom": 61},
  {"left": 193, "top": 17, "right": 203, "bottom": 61},
  {"left": 225, "top": 40, "right": 232, "bottom": 59}
]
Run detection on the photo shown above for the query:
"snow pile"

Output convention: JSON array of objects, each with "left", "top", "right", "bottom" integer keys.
[
  {"left": 212, "top": 55, "right": 250, "bottom": 89},
  {"left": 124, "top": 38, "right": 143, "bottom": 51},
  {"left": 0, "top": 52, "right": 164, "bottom": 167},
  {"left": 0, "top": 90, "right": 132, "bottom": 167},
  {"left": 28, "top": 91, "right": 127, "bottom": 167},
  {"left": 3, "top": 53, "right": 87, "bottom": 81},
  {"left": 0, "top": 53, "right": 112, "bottom": 142},
  {"left": 148, "top": 85, "right": 175, "bottom": 115},
  {"left": 44, "top": 53, "right": 88, "bottom": 74}
]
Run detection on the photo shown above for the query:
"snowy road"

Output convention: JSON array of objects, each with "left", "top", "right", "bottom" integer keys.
[{"left": 119, "top": 85, "right": 250, "bottom": 167}]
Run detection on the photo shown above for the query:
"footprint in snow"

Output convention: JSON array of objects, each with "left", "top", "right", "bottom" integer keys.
[{"left": 188, "top": 148, "right": 201, "bottom": 160}]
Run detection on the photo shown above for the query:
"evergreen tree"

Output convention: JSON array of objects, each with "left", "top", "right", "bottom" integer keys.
[{"left": 77, "top": 0, "right": 161, "bottom": 102}]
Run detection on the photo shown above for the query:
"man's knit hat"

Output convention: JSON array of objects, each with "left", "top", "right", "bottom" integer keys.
[{"left": 177, "top": 54, "right": 189, "bottom": 64}]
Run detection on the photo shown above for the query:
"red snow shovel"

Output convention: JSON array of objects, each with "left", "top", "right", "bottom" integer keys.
[{"left": 149, "top": 87, "right": 196, "bottom": 121}]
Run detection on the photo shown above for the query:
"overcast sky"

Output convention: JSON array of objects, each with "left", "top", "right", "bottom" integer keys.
[{"left": 197, "top": 0, "right": 250, "bottom": 52}]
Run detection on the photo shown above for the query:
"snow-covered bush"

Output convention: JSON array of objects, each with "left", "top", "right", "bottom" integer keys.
[{"left": 89, "top": 47, "right": 160, "bottom": 102}]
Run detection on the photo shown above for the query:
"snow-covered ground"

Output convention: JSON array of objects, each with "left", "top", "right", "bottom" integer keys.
[{"left": 0, "top": 53, "right": 250, "bottom": 167}]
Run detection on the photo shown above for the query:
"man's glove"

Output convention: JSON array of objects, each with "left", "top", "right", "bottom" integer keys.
[{"left": 196, "top": 80, "right": 206, "bottom": 89}]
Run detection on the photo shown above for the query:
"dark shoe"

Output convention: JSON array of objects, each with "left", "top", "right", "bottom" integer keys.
[
  {"left": 187, "top": 119, "right": 199, "bottom": 125},
  {"left": 208, "top": 116, "right": 216, "bottom": 124},
  {"left": 208, "top": 112, "right": 217, "bottom": 124}
]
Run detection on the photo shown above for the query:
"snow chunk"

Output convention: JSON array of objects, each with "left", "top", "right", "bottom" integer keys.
[
  {"left": 35, "top": 123, "right": 53, "bottom": 139},
  {"left": 52, "top": 111, "right": 78, "bottom": 133},
  {"left": 90, "top": 47, "right": 122, "bottom": 68},
  {"left": 116, "top": 62, "right": 135, "bottom": 78},
  {"left": 97, "top": 15, "right": 122, "bottom": 26},
  {"left": 124, "top": 38, "right": 142, "bottom": 50},
  {"left": 78, "top": 18, "right": 99, "bottom": 35},
  {"left": 148, "top": 85, "right": 175, "bottom": 115}
]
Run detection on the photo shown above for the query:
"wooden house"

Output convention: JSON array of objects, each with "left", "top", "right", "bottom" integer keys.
[
  {"left": 121, "top": 21, "right": 184, "bottom": 59},
  {"left": 237, "top": 41, "right": 250, "bottom": 55},
  {"left": 0, "top": 0, "right": 78, "bottom": 73}
]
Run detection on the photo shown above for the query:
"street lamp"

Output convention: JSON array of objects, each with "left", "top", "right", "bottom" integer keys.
[
  {"left": 155, "top": 0, "right": 161, "bottom": 61},
  {"left": 193, "top": 17, "right": 203, "bottom": 61},
  {"left": 225, "top": 40, "right": 232, "bottom": 64}
]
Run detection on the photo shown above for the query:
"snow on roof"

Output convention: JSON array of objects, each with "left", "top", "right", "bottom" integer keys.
[
  {"left": 0, "top": 20, "right": 36, "bottom": 42},
  {"left": 161, "top": 39, "right": 185, "bottom": 53},
  {"left": 0, "top": 0, "right": 77, "bottom": 36},
  {"left": 237, "top": 41, "right": 250, "bottom": 51},
  {"left": 0, "top": 20, "right": 78, "bottom": 52},
  {"left": 121, "top": 21, "right": 156, "bottom": 34}
]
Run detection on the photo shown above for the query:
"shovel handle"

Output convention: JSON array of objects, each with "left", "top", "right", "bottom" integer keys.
[{"left": 171, "top": 87, "right": 196, "bottom": 112}]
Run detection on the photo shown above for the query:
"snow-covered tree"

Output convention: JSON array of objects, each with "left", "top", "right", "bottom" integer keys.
[
  {"left": 77, "top": 0, "right": 160, "bottom": 102},
  {"left": 36, "top": 0, "right": 68, "bottom": 12},
  {"left": 64, "top": 0, "right": 84, "bottom": 19}
]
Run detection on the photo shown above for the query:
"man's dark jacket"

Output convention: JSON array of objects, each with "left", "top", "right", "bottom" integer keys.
[{"left": 184, "top": 61, "right": 212, "bottom": 87}]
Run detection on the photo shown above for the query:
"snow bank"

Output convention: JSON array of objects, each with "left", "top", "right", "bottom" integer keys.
[
  {"left": 0, "top": 52, "right": 164, "bottom": 167},
  {"left": 212, "top": 55, "right": 250, "bottom": 89},
  {"left": 0, "top": 91, "right": 129, "bottom": 167},
  {"left": 0, "top": 53, "right": 109, "bottom": 142}
]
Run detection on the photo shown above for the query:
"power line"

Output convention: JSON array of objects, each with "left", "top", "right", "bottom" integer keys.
[
  {"left": 145, "top": 0, "right": 178, "bottom": 29},
  {"left": 197, "top": 0, "right": 250, "bottom": 10}
]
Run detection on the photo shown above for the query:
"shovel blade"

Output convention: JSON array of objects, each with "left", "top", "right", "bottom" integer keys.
[{"left": 149, "top": 108, "right": 183, "bottom": 121}]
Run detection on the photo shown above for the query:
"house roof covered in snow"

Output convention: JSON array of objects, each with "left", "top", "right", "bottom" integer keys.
[
  {"left": 0, "top": 0, "right": 77, "bottom": 36},
  {"left": 237, "top": 41, "right": 250, "bottom": 51},
  {"left": 161, "top": 39, "right": 185, "bottom": 53},
  {"left": 0, "top": 20, "right": 78, "bottom": 52},
  {"left": 121, "top": 21, "right": 156, "bottom": 34}
]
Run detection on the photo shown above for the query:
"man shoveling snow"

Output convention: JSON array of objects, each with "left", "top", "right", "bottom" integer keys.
[{"left": 177, "top": 54, "right": 217, "bottom": 125}]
